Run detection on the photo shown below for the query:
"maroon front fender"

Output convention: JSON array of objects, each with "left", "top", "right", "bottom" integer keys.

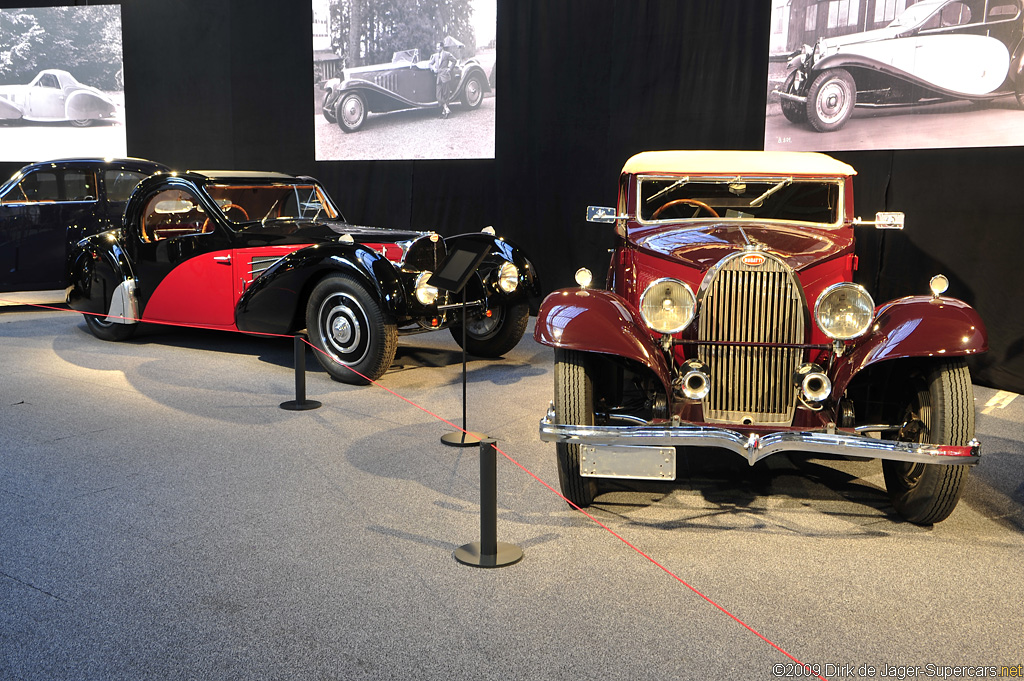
[
  {"left": 833, "top": 296, "right": 988, "bottom": 395},
  {"left": 534, "top": 288, "right": 672, "bottom": 393}
]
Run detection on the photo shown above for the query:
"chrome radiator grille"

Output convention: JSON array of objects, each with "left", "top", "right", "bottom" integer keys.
[{"left": 697, "top": 252, "right": 805, "bottom": 425}]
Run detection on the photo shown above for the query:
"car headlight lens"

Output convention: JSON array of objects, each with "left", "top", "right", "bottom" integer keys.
[
  {"left": 414, "top": 272, "right": 439, "bottom": 305},
  {"left": 497, "top": 261, "right": 519, "bottom": 293},
  {"left": 639, "top": 278, "right": 695, "bottom": 335},
  {"left": 815, "top": 282, "right": 874, "bottom": 340}
]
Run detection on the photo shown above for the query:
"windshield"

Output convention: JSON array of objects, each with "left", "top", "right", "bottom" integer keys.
[
  {"left": 203, "top": 182, "right": 339, "bottom": 225},
  {"left": 889, "top": 0, "right": 945, "bottom": 27},
  {"left": 638, "top": 175, "right": 843, "bottom": 226}
]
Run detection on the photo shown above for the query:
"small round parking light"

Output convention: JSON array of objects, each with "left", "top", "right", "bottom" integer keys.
[
  {"left": 574, "top": 267, "right": 593, "bottom": 288},
  {"left": 929, "top": 274, "right": 949, "bottom": 298}
]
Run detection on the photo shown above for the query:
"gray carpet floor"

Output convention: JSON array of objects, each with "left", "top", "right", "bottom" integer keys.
[{"left": 2, "top": 300, "right": 1023, "bottom": 680}]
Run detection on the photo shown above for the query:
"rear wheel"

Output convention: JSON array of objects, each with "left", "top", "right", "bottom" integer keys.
[
  {"left": 553, "top": 349, "right": 598, "bottom": 508},
  {"left": 69, "top": 118, "right": 93, "bottom": 128},
  {"left": 882, "top": 358, "right": 973, "bottom": 525},
  {"left": 460, "top": 73, "right": 485, "bottom": 109},
  {"left": 306, "top": 275, "right": 397, "bottom": 385},
  {"left": 449, "top": 302, "right": 528, "bottom": 357},
  {"left": 83, "top": 313, "right": 137, "bottom": 341}
]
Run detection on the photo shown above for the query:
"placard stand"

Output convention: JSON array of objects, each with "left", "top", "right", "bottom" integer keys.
[{"left": 428, "top": 240, "right": 491, "bottom": 448}]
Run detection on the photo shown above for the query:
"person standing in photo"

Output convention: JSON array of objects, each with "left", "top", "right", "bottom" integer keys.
[{"left": 428, "top": 40, "right": 456, "bottom": 118}]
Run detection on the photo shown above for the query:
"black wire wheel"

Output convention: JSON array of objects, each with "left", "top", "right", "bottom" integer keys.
[
  {"left": 553, "top": 348, "right": 599, "bottom": 508},
  {"left": 305, "top": 275, "right": 397, "bottom": 385},
  {"left": 450, "top": 302, "right": 528, "bottom": 357},
  {"left": 83, "top": 312, "right": 137, "bottom": 341},
  {"left": 882, "top": 358, "right": 974, "bottom": 525}
]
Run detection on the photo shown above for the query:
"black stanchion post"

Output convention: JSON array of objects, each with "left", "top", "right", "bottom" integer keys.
[
  {"left": 280, "top": 333, "right": 322, "bottom": 411},
  {"left": 454, "top": 439, "right": 523, "bottom": 568}
]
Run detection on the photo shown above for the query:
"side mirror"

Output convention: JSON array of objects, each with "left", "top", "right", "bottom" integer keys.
[
  {"left": 587, "top": 205, "right": 624, "bottom": 223},
  {"left": 853, "top": 211, "right": 905, "bottom": 230}
]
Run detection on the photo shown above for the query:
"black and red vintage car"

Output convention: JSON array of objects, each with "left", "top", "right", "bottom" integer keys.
[
  {"left": 536, "top": 150, "right": 986, "bottom": 524},
  {"left": 67, "top": 170, "right": 538, "bottom": 384}
]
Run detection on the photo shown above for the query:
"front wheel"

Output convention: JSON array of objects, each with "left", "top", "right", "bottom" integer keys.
[
  {"left": 83, "top": 313, "right": 137, "bottom": 341},
  {"left": 806, "top": 68, "right": 856, "bottom": 132},
  {"left": 306, "top": 275, "right": 397, "bottom": 385},
  {"left": 553, "top": 349, "right": 598, "bottom": 508},
  {"left": 460, "top": 73, "right": 485, "bottom": 109},
  {"left": 335, "top": 91, "right": 367, "bottom": 133},
  {"left": 69, "top": 118, "right": 93, "bottom": 128},
  {"left": 882, "top": 358, "right": 974, "bottom": 525},
  {"left": 449, "top": 302, "right": 528, "bottom": 357}
]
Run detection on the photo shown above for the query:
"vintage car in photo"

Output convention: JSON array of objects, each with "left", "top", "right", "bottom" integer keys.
[
  {"left": 67, "top": 169, "right": 538, "bottom": 384},
  {"left": 1, "top": 158, "right": 169, "bottom": 293},
  {"left": 777, "top": 0, "right": 1024, "bottom": 131},
  {"left": 535, "top": 150, "right": 987, "bottom": 524},
  {"left": 0, "top": 69, "right": 119, "bottom": 127},
  {"left": 320, "top": 37, "right": 491, "bottom": 132}
]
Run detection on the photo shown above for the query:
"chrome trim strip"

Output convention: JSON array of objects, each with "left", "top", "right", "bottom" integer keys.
[{"left": 539, "top": 417, "right": 980, "bottom": 468}]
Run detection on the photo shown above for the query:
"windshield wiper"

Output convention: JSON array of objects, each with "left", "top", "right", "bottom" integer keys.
[
  {"left": 646, "top": 176, "right": 690, "bottom": 204},
  {"left": 749, "top": 178, "right": 792, "bottom": 207}
]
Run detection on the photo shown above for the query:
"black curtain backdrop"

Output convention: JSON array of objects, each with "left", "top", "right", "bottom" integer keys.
[{"left": 1, "top": 0, "right": 1021, "bottom": 393}]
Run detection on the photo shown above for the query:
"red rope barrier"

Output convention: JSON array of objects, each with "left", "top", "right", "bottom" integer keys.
[{"left": 4, "top": 298, "right": 829, "bottom": 680}]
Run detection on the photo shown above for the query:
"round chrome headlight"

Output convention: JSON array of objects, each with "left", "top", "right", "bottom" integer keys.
[
  {"left": 414, "top": 272, "right": 439, "bottom": 305},
  {"left": 639, "top": 278, "right": 696, "bottom": 335},
  {"left": 497, "top": 261, "right": 519, "bottom": 293},
  {"left": 814, "top": 282, "right": 874, "bottom": 340}
]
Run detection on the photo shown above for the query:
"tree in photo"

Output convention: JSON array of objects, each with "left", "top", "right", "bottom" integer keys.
[{"left": 329, "top": 0, "right": 476, "bottom": 68}]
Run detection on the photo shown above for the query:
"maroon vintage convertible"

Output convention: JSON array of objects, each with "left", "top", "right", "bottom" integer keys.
[{"left": 535, "top": 150, "right": 986, "bottom": 524}]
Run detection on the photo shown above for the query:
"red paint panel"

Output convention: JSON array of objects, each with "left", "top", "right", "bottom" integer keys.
[
  {"left": 142, "top": 250, "right": 236, "bottom": 328},
  {"left": 363, "top": 243, "right": 404, "bottom": 262}
]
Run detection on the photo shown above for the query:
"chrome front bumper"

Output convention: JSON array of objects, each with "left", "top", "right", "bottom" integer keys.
[{"left": 539, "top": 409, "right": 980, "bottom": 472}]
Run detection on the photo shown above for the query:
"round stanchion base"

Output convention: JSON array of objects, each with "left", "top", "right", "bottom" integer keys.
[
  {"left": 279, "top": 399, "right": 322, "bottom": 411},
  {"left": 454, "top": 541, "right": 523, "bottom": 568},
  {"left": 440, "top": 430, "right": 486, "bottom": 447}
]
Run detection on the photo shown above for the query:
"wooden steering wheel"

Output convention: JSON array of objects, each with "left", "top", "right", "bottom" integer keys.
[
  {"left": 651, "top": 198, "right": 719, "bottom": 219},
  {"left": 202, "top": 203, "right": 250, "bottom": 232}
]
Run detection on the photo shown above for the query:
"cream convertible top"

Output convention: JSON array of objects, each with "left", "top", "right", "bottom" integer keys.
[{"left": 622, "top": 150, "right": 857, "bottom": 177}]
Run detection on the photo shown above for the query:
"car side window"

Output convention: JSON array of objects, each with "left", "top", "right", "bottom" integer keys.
[
  {"left": 923, "top": 1, "right": 972, "bottom": 28},
  {"left": 104, "top": 170, "right": 149, "bottom": 203},
  {"left": 14, "top": 172, "right": 59, "bottom": 202},
  {"left": 37, "top": 73, "right": 60, "bottom": 89},
  {"left": 63, "top": 171, "right": 97, "bottom": 202},
  {"left": 141, "top": 189, "right": 211, "bottom": 242}
]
